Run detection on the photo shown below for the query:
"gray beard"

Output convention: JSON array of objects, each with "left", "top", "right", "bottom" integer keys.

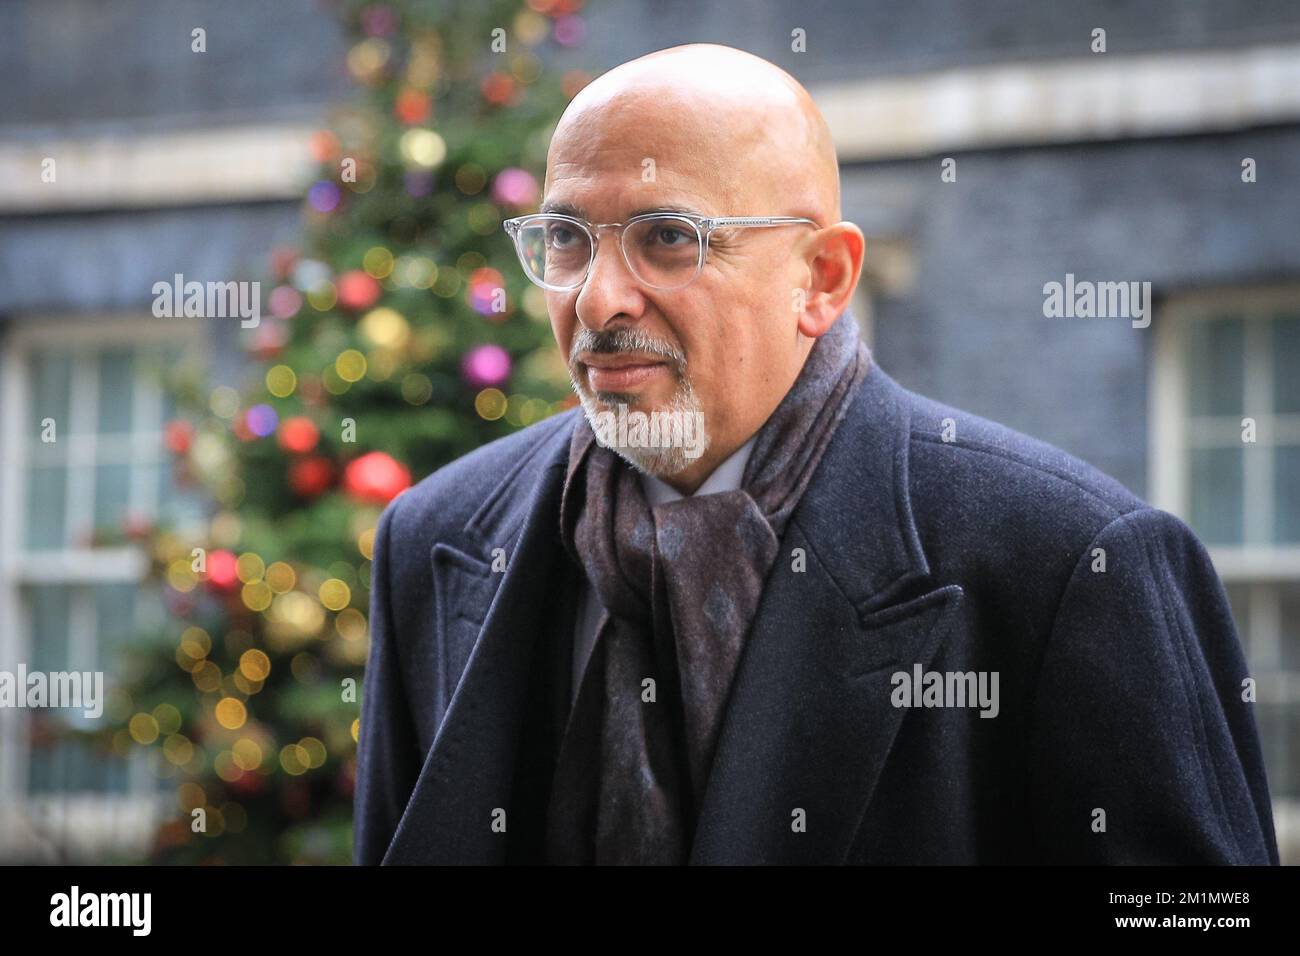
[{"left": 571, "top": 374, "right": 711, "bottom": 478}]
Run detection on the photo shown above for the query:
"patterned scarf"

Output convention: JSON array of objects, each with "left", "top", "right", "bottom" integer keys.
[{"left": 546, "top": 310, "right": 870, "bottom": 864}]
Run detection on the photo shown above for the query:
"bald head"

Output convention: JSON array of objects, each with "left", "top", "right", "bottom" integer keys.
[{"left": 547, "top": 44, "right": 841, "bottom": 224}]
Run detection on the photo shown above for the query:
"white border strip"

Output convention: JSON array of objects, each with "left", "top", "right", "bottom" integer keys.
[
  {"left": 814, "top": 42, "right": 1300, "bottom": 160},
  {"left": 0, "top": 123, "right": 317, "bottom": 212}
]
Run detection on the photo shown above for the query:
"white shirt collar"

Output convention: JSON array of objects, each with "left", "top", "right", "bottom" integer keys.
[{"left": 638, "top": 436, "right": 757, "bottom": 507}]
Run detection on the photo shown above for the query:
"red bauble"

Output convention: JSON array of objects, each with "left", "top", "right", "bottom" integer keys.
[
  {"left": 205, "top": 549, "right": 239, "bottom": 592},
  {"left": 336, "top": 270, "right": 382, "bottom": 311},
  {"left": 394, "top": 88, "right": 431, "bottom": 124},
  {"left": 481, "top": 72, "right": 517, "bottom": 105},
  {"left": 277, "top": 416, "right": 320, "bottom": 454},
  {"left": 308, "top": 130, "right": 340, "bottom": 164},
  {"left": 164, "top": 420, "right": 193, "bottom": 455},
  {"left": 289, "top": 456, "right": 335, "bottom": 498},
  {"left": 343, "top": 451, "right": 411, "bottom": 504}
]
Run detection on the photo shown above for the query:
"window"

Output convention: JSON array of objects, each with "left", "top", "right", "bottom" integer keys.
[
  {"left": 0, "top": 316, "right": 205, "bottom": 861},
  {"left": 1151, "top": 286, "right": 1300, "bottom": 863}
]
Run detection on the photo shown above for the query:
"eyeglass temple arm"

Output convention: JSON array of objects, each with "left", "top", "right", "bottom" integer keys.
[
  {"left": 505, "top": 215, "right": 816, "bottom": 229},
  {"left": 703, "top": 216, "right": 819, "bottom": 229}
]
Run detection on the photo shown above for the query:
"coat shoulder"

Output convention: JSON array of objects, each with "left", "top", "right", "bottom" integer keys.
[
  {"left": 380, "top": 407, "right": 579, "bottom": 552},
  {"left": 900, "top": 385, "right": 1151, "bottom": 568}
]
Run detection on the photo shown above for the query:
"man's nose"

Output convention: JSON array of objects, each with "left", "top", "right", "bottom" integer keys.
[{"left": 574, "top": 230, "right": 645, "bottom": 331}]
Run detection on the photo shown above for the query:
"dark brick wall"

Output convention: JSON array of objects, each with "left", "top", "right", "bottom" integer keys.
[
  {"left": 2, "top": 0, "right": 349, "bottom": 128},
  {"left": 6, "top": 0, "right": 1297, "bottom": 128},
  {"left": 554, "top": 0, "right": 1300, "bottom": 83},
  {"left": 844, "top": 126, "right": 1300, "bottom": 496}
]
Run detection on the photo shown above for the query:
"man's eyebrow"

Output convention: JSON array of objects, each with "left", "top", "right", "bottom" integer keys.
[
  {"left": 537, "top": 200, "right": 706, "bottom": 219},
  {"left": 539, "top": 199, "right": 583, "bottom": 217}
]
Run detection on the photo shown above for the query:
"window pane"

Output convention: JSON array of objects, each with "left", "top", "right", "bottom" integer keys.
[
  {"left": 1276, "top": 445, "right": 1300, "bottom": 544},
  {"left": 1256, "top": 702, "right": 1299, "bottom": 800},
  {"left": 1186, "top": 317, "right": 1244, "bottom": 416},
  {"left": 27, "top": 736, "right": 70, "bottom": 794},
  {"left": 25, "top": 465, "right": 67, "bottom": 550},
  {"left": 29, "top": 351, "right": 72, "bottom": 441},
  {"left": 1188, "top": 446, "right": 1243, "bottom": 544},
  {"left": 29, "top": 584, "right": 72, "bottom": 672},
  {"left": 138, "top": 348, "right": 176, "bottom": 426},
  {"left": 25, "top": 585, "right": 128, "bottom": 795},
  {"left": 95, "top": 583, "right": 137, "bottom": 669},
  {"left": 97, "top": 348, "right": 134, "bottom": 434},
  {"left": 1274, "top": 314, "right": 1300, "bottom": 415},
  {"left": 93, "top": 463, "right": 132, "bottom": 534},
  {"left": 27, "top": 736, "right": 128, "bottom": 796}
]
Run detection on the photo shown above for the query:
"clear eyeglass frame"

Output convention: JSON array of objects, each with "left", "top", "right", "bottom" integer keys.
[{"left": 502, "top": 211, "right": 820, "bottom": 292}]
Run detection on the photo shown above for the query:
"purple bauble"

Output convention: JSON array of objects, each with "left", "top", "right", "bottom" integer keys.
[
  {"left": 246, "top": 403, "right": 280, "bottom": 438},
  {"left": 308, "top": 181, "right": 341, "bottom": 213}
]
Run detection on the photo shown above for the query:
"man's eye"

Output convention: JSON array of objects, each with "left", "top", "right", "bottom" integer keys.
[
  {"left": 653, "top": 227, "right": 689, "bottom": 246},
  {"left": 547, "top": 226, "right": 577, "bottom": 246}
]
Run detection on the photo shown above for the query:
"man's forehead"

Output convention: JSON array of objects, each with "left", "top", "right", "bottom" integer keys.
[
  {"left": 542, "top": 149, "right": 739, "bottom": 220},
  {"left": 543, "top": 95, "right": 748, "bottom": 206}
]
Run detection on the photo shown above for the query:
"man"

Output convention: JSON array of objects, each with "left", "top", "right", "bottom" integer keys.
[{"left": 354, "top": 44, "right": 1279, "bottom": 865}]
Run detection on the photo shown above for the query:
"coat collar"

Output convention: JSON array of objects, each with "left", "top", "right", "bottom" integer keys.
[
  {"left": 458, "top": 356, "right": 931, "bottom": 603},
  {"left": 382, "top": 361, "right": 964, "bottom": 864}
]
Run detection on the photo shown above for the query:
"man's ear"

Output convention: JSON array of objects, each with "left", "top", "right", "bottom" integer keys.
[{"left": 796, "top": 222, "right": 865, "bottom": 338}]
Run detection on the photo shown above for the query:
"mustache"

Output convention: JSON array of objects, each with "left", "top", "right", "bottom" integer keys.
[{"left": 569, "top": 326, "right": 686, "bottom": 374}]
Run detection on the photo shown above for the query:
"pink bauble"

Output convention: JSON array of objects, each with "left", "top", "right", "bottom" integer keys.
[
  {"left": 490, "top": 168, "right": 539, "bottom": 207},
  {"left": 461, "top": 344, "right": 511, "bottom": 388}
]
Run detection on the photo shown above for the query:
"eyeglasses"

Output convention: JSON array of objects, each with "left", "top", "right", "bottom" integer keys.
[{"left": 502, "top": 211, "right": 819, "bottom": 292}]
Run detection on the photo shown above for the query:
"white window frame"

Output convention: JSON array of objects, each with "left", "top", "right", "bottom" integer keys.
[
  {"left": 1152, "top": 284, "right": 1300, "bottom": 576},
  {"left": 0, "top": 313, "right": 205, "bottom": 861},
  {"left": 1150, "top": 283, "right": 1300, "bottom": 863}
]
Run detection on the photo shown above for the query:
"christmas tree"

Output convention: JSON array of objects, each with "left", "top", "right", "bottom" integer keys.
[{"left": 98, "top": 0, "right": 589, "bottom": 864}]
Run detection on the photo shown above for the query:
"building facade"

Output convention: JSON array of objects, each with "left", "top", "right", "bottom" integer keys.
[{"left": 2, "top": 0, "right": 1297, "bottom": 862}]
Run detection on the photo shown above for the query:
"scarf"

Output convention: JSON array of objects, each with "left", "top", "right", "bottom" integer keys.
[{"left": 546, "top": 310, "right": 870, "bottom": 864}]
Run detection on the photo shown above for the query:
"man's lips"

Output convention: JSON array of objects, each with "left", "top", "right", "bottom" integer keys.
[{"left": 579, "top": 352, "right": 670, "bottom": 391}]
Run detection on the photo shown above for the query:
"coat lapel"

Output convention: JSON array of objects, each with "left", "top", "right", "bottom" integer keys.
[
  {"left": 382, "top": 416, "right": 576, "bottom": 864},
  {"left": 689, "top": 363, "right": 965, "bottom": 864}
]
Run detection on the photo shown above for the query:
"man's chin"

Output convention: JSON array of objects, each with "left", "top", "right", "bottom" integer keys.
[{"left": 613, "top": 444, "right": 692, "bottom": 477}]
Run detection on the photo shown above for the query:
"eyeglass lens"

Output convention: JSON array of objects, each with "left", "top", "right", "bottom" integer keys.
[{"left": 515, "top": 215, "right": 702, "bottom": 290}]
